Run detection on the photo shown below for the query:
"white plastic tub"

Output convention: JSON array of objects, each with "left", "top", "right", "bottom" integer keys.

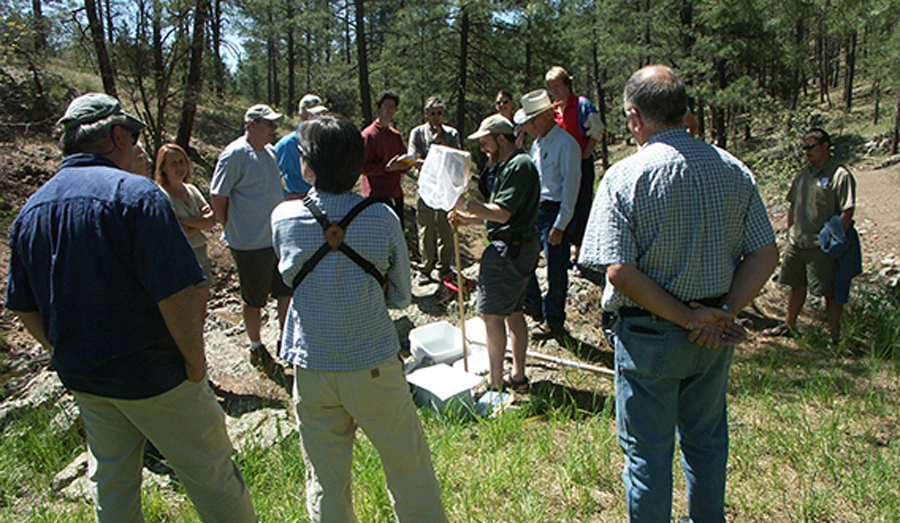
[{"left": 409, "top": 321, "right": 463, "bottom": 365}]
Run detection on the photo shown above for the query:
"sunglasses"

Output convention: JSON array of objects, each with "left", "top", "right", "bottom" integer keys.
[
  {"left": 114, "top": 125, "right": 140, "bottom": 145},
  {"left": 495, "top": 99, "right": 511, "bottom": 105},
  {"left": 801, "top": 143, "right": 821, "bottom": 151},
  {"left": 429, "top": 110, "right": 444, "bottom": 116}
]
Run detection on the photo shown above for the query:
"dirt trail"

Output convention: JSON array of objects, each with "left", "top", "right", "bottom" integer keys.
[{"left": 852, "top": 162, "right": 900, "bottom": 263}]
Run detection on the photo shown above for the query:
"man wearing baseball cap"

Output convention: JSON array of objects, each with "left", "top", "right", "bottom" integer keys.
[
  {"left": 275, "top": 93, "right": 329, "bottom": 198},
  {"left": 6, "top": 92, "right": 257, "bottom": 521},
  {"left": 210, "top": 103, "right": 291, "bottom": 375},
  {"left": 449, "top": 114, "right": 541, "bottom": 391}
]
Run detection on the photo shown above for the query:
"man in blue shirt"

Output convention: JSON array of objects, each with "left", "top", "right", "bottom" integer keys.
[
  {"left": 275, "top": 93, "right": 328, "bottom": 198},
  {"left": 5, "top": 93, "right": 257, "bottom": 522},
  {"left": 579, "top": 66, "right": 778, "bottom": 522}
]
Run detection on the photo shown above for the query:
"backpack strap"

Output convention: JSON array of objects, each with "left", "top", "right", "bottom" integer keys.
[{"left": 291, "top": 197, "right": 388, "bottom": 292}]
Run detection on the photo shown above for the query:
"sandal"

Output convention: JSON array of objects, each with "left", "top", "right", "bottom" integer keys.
[
  {"left": 763, "top": 323, "right": 795, "bottom": 338},
  {"left": 503, "top": 375, "right": 530, "bottom": 392}
]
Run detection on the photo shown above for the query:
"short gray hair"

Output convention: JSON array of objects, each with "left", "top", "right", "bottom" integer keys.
[
  {"left": 59, "top": 114, "right": 131, "bottom": 155},
  {"left": 623, "top": 65, "right": 688, "bottom": 128}
]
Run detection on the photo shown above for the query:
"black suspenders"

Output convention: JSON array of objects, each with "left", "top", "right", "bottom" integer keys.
[{"left": 291, "top": 196, "right": 388, "bottom": 293}]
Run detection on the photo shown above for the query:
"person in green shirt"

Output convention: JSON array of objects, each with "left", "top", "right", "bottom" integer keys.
[
  {"left": 449, "top": 114, "right": 541, "bottom": 391},
  {"left": 765, "top": 128, "right": 856, "bottom": 341}
]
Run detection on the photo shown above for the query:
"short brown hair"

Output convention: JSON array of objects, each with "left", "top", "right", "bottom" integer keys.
[{"left": 545, "top": 66, "right": 572, "bottom": 88}]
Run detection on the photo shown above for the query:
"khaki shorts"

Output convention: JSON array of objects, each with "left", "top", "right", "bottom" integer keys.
[{"left": 779, "top": 243, "right": 836, "bottom": 297}]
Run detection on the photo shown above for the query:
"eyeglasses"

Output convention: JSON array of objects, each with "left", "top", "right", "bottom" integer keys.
[
  {"left": 801, "top": 143, "right": 820, "bottom": 151},
  {"left": 495, "top": 99, "right": 511, "bottom": 106},
  {"left": 130, "top": 131, "right": 140, "bottom": 145}
]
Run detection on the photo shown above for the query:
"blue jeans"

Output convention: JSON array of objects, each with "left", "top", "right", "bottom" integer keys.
[
  {"left": 611, "top": 314, "right": 732, "bottom": 523},
  {"left": 525, "top": 201, "right": 570, "bottom": 327}
]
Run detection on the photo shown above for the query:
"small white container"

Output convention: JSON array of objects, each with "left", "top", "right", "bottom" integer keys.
[
  {"left": 406, "top": 363, "right": 483, "bottom": 413},
  {"left": 409, "top": 321, "right": 463, "bottom": 365}
]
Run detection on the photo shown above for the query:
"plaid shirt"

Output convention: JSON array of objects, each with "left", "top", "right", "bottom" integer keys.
[
  {"left": 271, "top": 189, "right": 411, "bottom": 371},
  {"left": 579, "top": 127, "right": 774, "bottom": 313}
]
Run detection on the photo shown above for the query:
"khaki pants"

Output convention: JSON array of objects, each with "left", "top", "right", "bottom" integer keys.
[
  {"left": 416, "top": 197, "right": 455, "bottom": 273},
  {"left": 73, "top": 380, "right": 257, "bottom": 523},
  {"left": 293, "top": 357, "right": 447, "bottom": 523}
]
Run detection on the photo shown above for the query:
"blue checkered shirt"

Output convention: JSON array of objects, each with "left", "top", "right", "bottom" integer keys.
[
  {"left": 271, "top": 189, "right": 411, "bottom": 371},
  {"left": 579, "top": 127, "right": 775, "bottom": 313}
]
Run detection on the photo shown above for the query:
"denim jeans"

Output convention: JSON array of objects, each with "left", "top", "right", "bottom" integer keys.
[
  {"left": 611, "top": 314, "right": 732, "bottom": 523},
  {"left": 525, "top": 201, "right": 570, "bottom": 327}
]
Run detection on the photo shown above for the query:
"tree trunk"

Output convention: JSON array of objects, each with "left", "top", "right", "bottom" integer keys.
[
  {"left": 267, "top": 9, "right": 279, "bottom": 108},
  {"left": 151, "top": 0, "right": 165, "bottom": 151},
  {"left": 455, "top": 7, "right": 468, "bottom": 138},
  {"left": 286, "top": 0, "right": 295, "bottom": 112},
  {"left": 892, "top": 92, "right": 899, "bottom": 156},
  {"left": 84, "top": 0, "right": 117, "bottom": 97},
  {"left": 103, "top": 0, "right": 113, "bottom": 45},
  {"left": 524, "top": 18, "right": 531, "bottom": 82},
  {"left": 175, "top": 0, "right": 210, "bottom": 151},
  {"left": 712, "top": 60, "right": 726, "bottom": 149},
  {"left": 32, "top": 0, "right": 47, "bottom": 53},
  {"left": 842, "top": 31, "right": 856, "bottom": 109},
  {"left": 873, "top": 79, "right": 880, "bottom": 125},
  {"left": 212, "top": 0, "right": 224, "bottom": 98},
  {"left": 355, "top": 0, "right": 372, "bottom": 123},
  {"left": 818, "top": 35, "right": 832, "bottom": 107},
  {"left": 344, "top": 4, "right": 351, "bottom": 64},
  {"left": 592, "top": 43, "right": 609, "bottom": 169}
]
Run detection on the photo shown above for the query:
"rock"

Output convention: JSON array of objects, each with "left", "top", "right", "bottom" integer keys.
[
  {"left": 225, "top": 407, "right": 297, "bottom": 452},
  {"left": 49, "top": 395, "right": 81, "bottom": 438},
  {"left": 0, "top": 370, "right": 66, "bottom": 430},
  {"left": 59, "top": 475, "right": 91, "bottom": 502},
  {"left": 57, "top": 463, "right": 175, "bottom": 502},
  {"left": 52, "top": 451, "right": 88, "bottom": 493},
  {"left": 876, "top": 155, "right": 900, "bottom": 169}
]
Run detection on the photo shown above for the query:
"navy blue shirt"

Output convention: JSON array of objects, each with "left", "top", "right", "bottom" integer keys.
[{"left": 5, "top": 154, "right": 205, "bottom": 399}]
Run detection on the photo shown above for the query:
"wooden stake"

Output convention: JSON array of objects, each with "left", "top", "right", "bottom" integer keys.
[{"left": 453, "top": 222, "right": 468, "bottom": 372}]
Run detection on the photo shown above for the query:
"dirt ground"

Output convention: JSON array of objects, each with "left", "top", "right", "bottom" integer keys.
[{"left": 2, "top": 137, "right": 899, "bottom": 406}]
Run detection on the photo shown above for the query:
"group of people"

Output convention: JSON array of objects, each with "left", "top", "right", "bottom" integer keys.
[{"left": 5, "top": 59, "right": 859, "bottom": 522}]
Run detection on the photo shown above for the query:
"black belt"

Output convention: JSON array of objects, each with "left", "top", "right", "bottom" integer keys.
[
  {"left": 488, "top": 233, "right": 538, "bottom": 245},
  {"left": 616, "top": 295, "right": 726, "bottom": 319}
]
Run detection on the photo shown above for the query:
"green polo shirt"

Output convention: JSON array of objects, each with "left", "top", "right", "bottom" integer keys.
[
  {"left": 485, "top": 149, "right": 540, "bottom": 239},
  {"left": 787, "top": 157, "right": 856, "bottom": 248}
]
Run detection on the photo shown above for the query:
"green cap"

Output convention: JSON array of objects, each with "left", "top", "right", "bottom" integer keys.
[
  {"left": 57, "top": 93, "right": 146, "bottom": 132},
  {"left": 468, "top": 114, "right": 514, "bottom": 140}
]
